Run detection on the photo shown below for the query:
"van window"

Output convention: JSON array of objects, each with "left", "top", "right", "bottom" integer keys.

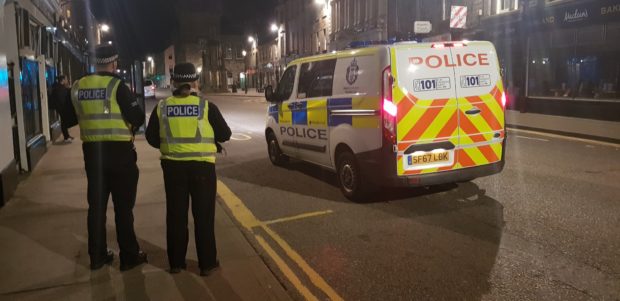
[
  {"left": 297, "top": 59, "right": 336, "bottom": 98},
  {"left": 277, "top": 65, "right": 297, "bottom": 100}
]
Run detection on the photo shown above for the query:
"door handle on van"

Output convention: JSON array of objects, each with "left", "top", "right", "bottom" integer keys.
[{"left": 465, "top": 107, "right": 481, "bottom": 115}]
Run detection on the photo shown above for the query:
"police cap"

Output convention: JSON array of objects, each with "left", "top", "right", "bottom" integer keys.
[
  {"left": 95, "top": 44, "right": 119, "bottom": 65},
  {"left": 171, "top": 63, "right": 200, "bottom": 83}
]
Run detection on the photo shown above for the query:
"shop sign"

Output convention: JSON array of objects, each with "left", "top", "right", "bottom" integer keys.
[{"left": 531, "top": 0, "right": 620, "bottom": 27}]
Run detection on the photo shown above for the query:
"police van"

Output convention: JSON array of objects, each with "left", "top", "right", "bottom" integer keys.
[{"left": 264, "top": 41, "right": 506, "bottom": 201}]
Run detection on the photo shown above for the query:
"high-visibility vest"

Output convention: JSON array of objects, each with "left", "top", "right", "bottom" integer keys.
[
  {"left": 157, "top": 95, "right": 216, "bottom": 163},
  {"left": 71, "top": 75, "right": 133, "bottom": 142}
]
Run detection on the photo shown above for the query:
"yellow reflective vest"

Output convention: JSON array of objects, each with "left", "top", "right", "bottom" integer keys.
[
  {"left": 157, "top": 95, "right": 216, "bottom": 163},
  {"left": 71, "top": 75, "right": 133, "bottom": 142}
]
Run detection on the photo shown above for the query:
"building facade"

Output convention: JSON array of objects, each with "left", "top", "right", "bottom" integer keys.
[
  {"left": 269, "top": 0, "right": 619, "bottom": 119},
  {"left": 1, "top": 0, "right": 94, "bottom": 206}
]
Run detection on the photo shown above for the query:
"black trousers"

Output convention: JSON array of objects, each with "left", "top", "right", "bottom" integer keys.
[
  {"left": 56, "top": 109, "right": 70, "bottom": 139},
  {"left": 161, "top": 159, "right": 217, "bottom": 269},
  {"left": 83, "top": 142, "right": 141, "bottom": 264}
]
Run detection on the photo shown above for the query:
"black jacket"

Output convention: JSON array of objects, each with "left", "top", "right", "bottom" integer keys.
[
  {"left": 65, "top": 72, "right": 145, "bottom": 130},
  {"left": 49, "top": 82, "right": 69, "bottom": 111},
  {"left": 145, "top": 95, "right": 231, "bottom": 153}
]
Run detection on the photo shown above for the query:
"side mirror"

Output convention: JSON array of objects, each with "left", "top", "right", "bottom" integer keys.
[{"left": 265, "top": 85, "right": 275, "bottom": 102}]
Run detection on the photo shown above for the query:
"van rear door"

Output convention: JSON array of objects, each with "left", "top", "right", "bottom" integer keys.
[
  {"left": 451, "top": 41, "right": 505, "bottom": 169},
  {"left": 390, "top": 43, "right": 460, "bottom": 176}
]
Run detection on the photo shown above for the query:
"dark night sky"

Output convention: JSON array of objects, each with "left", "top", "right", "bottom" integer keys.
[{"left": 90, "top": 0, "right": 277, "bottom": 63}]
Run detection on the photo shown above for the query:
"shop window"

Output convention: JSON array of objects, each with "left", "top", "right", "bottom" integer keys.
[
  {"left": 576, "top": 25, "right": 604, "bottom": 46},
  {"left": 297, "top": 59, "right": 336, "bottom": 99},
  {"left": 20, "top": 59, "right": 43, "bottom": 142},
  {"left": 528, "top": 29, "right": 620, "bottom": 101},
  {"left": 552, "top": 28, "right": 575, "bottom": 47}
]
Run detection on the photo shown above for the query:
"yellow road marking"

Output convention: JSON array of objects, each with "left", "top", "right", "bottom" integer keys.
[
  {"left": 507, "top": 128, "right": 620, "bottom": 148},
  {"left": 255, "top": 235, "right": 319, "bottom": 301},
  {"left": 264, "top": 210, "right": 334, "bottom": 225},
  {"left": 217, "top": 181, "right": 344, "bottom": 301}
]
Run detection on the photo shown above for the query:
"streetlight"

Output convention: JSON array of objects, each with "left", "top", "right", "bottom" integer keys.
[
  {"left": 147, "top": 56, "right": 153, "bottom": 62},
  {"left": 100, "top": 24, "right": 110, "bottom": 32},
  {"left": 247, "top": 35, "right": 258, "bottom": 90},
  {"left": 107, "top": 41, "right": 112, "bottom": 45},
  {"left": 242, "top": 50, "right": 247, "bottom": 57},
  {"left": 197, "top": 66, "right": 202, "bottom": 73},
  {"left": 270, "top": 23, "right": 278, "bottom": 32},
  {"left": 315, "top": 0, "right": 325, "bottom": 5}
]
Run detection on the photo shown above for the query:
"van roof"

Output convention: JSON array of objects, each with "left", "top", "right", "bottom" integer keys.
[
  {"left": 287, "top": 40, "right": 492, "bottom": 67},
  {"left": 289, "top": 46, "right": 384, "bottom": 66}
]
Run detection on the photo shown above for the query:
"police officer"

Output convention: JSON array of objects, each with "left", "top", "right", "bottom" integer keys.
[
  {"left": 145, "top": 63, "right": 231, "bottom": 276},
  {"left": 69, "top": 44, "right": 147, "bottom": 271}
]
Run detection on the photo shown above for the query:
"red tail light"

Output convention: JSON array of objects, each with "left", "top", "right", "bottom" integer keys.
[
  {"left": 382, "top": 66, "right": 396, "bottom": 145},
  {"left": 501, "top": 92, "right": 507, "bottom": 108}
]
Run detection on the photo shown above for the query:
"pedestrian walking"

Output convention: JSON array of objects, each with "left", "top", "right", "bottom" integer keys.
[
  {"left": 49, "top": 75, "right": 74, "bottom": 143},
  {"left": 145, "top": 62, "right": 231, "bottom": 276},
  {"left": 69, "top": 44, "right": 147, "bottom": 271}
]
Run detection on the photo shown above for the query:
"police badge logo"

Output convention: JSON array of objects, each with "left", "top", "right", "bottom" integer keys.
[{"left": 346, "top": 58, "right": 359, "bottom": 85}]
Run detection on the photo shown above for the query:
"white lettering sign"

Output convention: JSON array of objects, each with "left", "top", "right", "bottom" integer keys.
[{"left": 564, "top": 9, "right": 588, "bottom": 22}]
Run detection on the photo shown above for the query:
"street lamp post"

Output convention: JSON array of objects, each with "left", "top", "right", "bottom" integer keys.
[
  {"left": 242, "top": 50, "right": 248, "bottom": 94},
  {"left": 248, "top": 35, "right": 258, "bottom": 91}
]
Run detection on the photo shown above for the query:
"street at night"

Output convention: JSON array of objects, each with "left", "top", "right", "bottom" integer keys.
[{"left": 2, "top": 0, "right": 620, "bottom": 300}]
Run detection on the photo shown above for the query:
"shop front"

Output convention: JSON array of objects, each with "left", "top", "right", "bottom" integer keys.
[{"left": 525, "top": 0, "right": 620, "bottom": 120}]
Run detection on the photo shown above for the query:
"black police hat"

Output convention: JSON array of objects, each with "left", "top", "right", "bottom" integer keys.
[
  {"left": 171, "top": 63, "right": 200, "bottom": 83},
  {"left": 95, "top": 44, "right": 119, "bottom": 65}
]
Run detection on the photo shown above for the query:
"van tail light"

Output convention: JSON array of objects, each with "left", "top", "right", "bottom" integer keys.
[
  {"left": 501, "top": 92, "right": 507, "bottom": 108},
  {"left": 382, "top": 66, "right": 396, "bottom": 145}
]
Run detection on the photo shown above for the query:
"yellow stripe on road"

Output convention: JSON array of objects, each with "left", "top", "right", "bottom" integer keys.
[
  {"left": 264, "top": 210, "right": 334, "bottom": 225},
  {"left": 255, "top": 235, "right": 318, "bottom": 301},
  {"left": 217, "top": 181, "right": 344, "bottom": 301}
]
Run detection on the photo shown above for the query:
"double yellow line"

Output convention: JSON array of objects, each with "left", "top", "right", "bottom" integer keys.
[{"left": 217, "top": 181, "right": 343, "bottom": 301}]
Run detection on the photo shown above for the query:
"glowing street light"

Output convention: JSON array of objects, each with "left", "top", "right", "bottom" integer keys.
[
  {"left": 107, "top": 41, "right": 113, "bottom": 45},
  {"left": 147, "top": 56, "right": 153, "bottom": 62},
  {"left": 100, "top": 24, "right": 110, "bottom": 32},
  {"left": 270, "top": 23, "right": 278, "bottom": 32},
  {"left": 315, "top": 0, "right": 325, "bottom": 5},
  {"left": 196, "top": 66, "right": 203, "bottom": 73},
  {"left": 242, "top": 50, "right": 247, "bottom": 57},
  {"left": 248, "top": 36, "right": 255, "bottom": 43}
]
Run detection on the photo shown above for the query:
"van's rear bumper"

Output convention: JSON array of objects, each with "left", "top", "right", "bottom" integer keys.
[{"left": 357, "top": 140, "right": 506, "bottom": 187}]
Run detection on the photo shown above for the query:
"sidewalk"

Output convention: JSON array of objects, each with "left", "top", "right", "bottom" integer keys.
[
  {"left": 506, "top": 110, "right": 620, "bottom": 143},
  {"left": 0, "top": 130, "right": 291, "bottom": 301}
]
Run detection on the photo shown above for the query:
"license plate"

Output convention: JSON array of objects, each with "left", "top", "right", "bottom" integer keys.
[{"left": 404, "top": 150, "right": 453, "bottom": 170}]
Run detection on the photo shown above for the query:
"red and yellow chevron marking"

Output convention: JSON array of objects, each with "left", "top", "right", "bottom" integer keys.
[{"left": 395, "top": 83, "right": 505, "bottom": 177}]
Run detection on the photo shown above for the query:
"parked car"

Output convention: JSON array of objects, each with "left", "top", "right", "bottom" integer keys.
[{"left": 144, "top": 79, "right": 156, "bottom": 98}]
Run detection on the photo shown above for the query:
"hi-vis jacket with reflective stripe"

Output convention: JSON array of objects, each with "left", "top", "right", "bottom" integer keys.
[
  {"left": 71, "top": 75, "right": 133, "bottom": 142},
  {"left": 157, "top": 95, "right": 217, "bottom": 163}
]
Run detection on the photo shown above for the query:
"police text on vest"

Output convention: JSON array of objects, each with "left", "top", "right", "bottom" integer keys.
[
  {"left": 167, "top": 105, "right": 200, "bottom": 117},
  {"left": 78, "top": 89, "right": 107, "bottom": 101}
]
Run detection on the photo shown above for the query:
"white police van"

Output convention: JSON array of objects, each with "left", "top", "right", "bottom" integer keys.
[{"left": 265, "top": 41, "right": 506, "bottom": 201}]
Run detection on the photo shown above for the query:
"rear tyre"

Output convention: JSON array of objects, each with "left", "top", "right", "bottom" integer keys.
[
  {"left": 336, "top": 151, "right": 371, "bottom": 202},
  {"left": 267, "top": 132, "right": 288, "bottom": 166}
]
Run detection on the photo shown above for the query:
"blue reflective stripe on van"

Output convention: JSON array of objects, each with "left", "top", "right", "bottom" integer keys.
[
  {"left": 292, "top": 101, "right": 308, "bottom": 125},
  {"left": 268, "top": 104, "right": 279, "bottom": 123},
  {"left": 328, "top": 98, "right": 353, "bottom": 126}
]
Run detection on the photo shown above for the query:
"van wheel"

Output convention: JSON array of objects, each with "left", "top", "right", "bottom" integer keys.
[
  {"left": 337, "top": 151, "right": 370, "bottom": 202},
  {"left": 267, "top": 132, "right": 288, "bottom": 166}
]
